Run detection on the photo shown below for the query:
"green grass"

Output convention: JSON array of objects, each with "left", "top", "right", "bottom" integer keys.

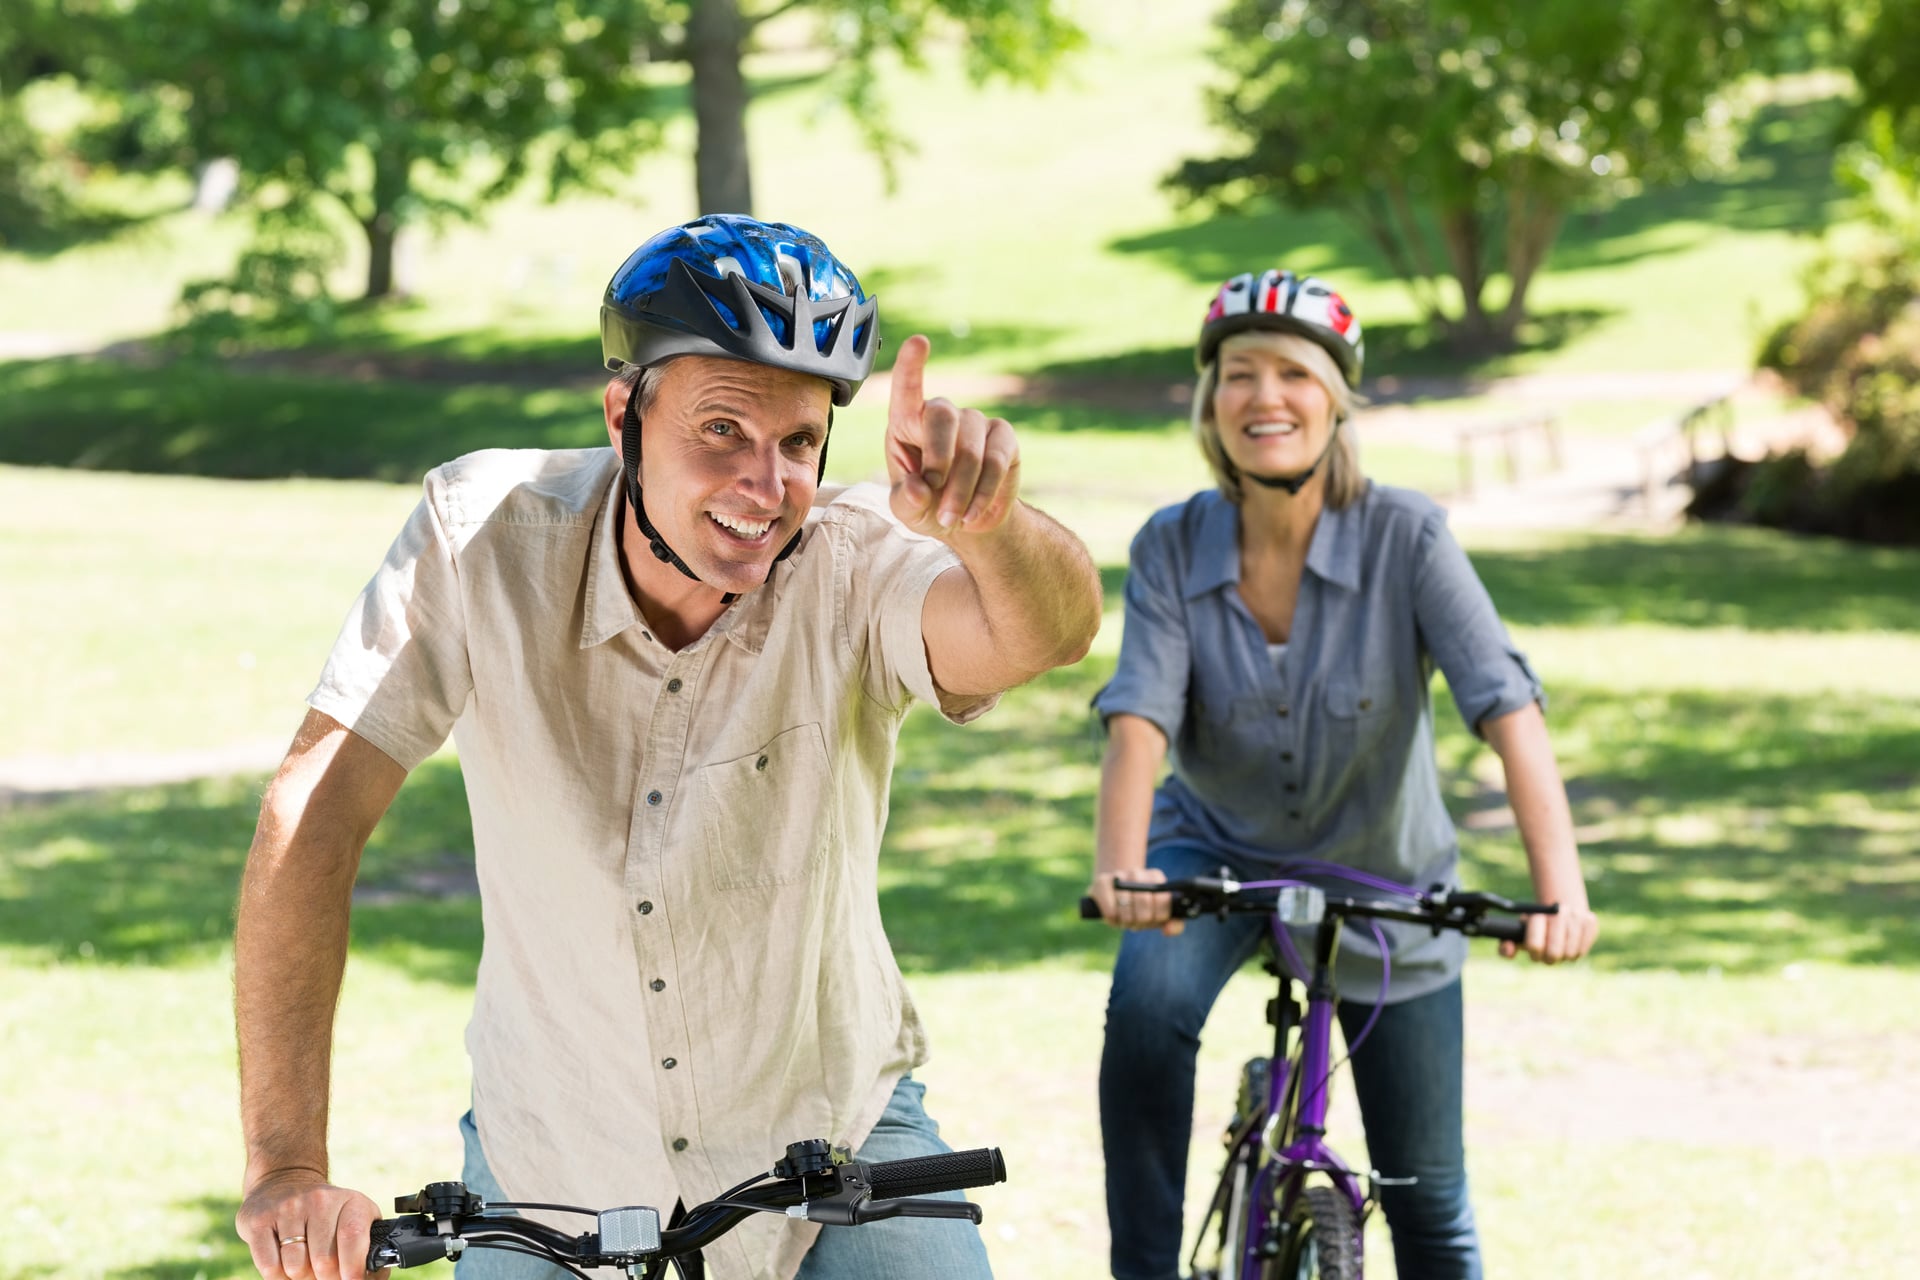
[
  {"left": 5, "top": 476, "right": 1919, "bottom": 1276},
  {"left": 2, "top": 6, "right": 1911, "bottom": 1276}
]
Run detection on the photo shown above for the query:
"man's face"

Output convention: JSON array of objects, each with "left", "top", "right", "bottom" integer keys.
[{"left": 619, "top": 355, "right": 833, "bottom": 596}]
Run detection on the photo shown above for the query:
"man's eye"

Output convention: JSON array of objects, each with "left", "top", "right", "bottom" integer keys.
[
  {"left": 787, "top": 434, "right": 820, "bottom": 450},
  {"left": 707, "top": 420, "right": 735, "bottom": 436}
]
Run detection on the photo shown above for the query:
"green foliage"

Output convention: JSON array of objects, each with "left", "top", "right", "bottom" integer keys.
[
  {"left": 1170, "top": 0, "right": 1763, "bottom": 347},
  {"left": 114, "top": 0, "right": 666, "bottom": 302},
  {"left": 174, "top": 203, "right": 343, "bottom": 343},
  {"left": 798, "top": 0, "right": 1086, "bottom": 179}
]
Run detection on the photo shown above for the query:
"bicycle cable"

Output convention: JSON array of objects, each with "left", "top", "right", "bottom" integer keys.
[{"left": 482, "top": 1201, "right": 599, "bottom": 1216}]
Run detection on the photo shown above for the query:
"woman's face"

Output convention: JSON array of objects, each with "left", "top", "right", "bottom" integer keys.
[{"left": 1211, "top": 334, "right": 1336, "bottom": 482}]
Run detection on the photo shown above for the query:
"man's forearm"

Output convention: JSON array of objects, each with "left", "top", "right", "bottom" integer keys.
[
  {"left": 235, "top": 713, "right": 403, "bottom": 1186},
  {"left": 943, "top": 500, "right": 1102, "bottom": 684}
]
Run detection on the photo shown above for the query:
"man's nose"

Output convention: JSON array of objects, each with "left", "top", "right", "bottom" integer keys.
[{"left": 734, "top": 444, "right": 786, "bottom": 505}]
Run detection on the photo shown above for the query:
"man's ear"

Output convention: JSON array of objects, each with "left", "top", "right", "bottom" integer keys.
[{"left": 603, "top": 379, "right": 628, "bottom": 450}]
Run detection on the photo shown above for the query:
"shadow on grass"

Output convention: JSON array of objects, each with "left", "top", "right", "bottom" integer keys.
[
  {"left": 1019, "top": 308, "right": 1614, "bottom": 392},
  {"left": 0, "top": 757, "right": 480, "bottom": 981},
  {"left": 102, "top": 1194, "right": 254, "bottom": 1280},
  {"left": 1470, "top": 526, "right": 1920, "bottom": 632},
  {"left": 0, "top": 356, "right": 608, "bottom": 482},
  {"left": 1443, "top": 684, "right": 1920, "bottom": 972},
  {"left": 5, "top": 632, "right": 1914, "bottom": 982}
]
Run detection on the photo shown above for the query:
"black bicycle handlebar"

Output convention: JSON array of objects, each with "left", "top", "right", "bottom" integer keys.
[
  {"left": 1079, "top": 877, "right": 1556, "bottom": 944},
  {"left": 866, "top": 1146, "right": 1006, "bottom": 1199},
  {"left": 367, "top": 1141, "right": 1007, "bottom": 1275}
]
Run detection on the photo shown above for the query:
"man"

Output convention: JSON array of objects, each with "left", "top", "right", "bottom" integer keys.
[{"left": 232, "top": 216, "right": 1102, "bottom": 1280}]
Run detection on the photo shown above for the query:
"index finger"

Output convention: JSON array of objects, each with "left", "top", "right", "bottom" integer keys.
[{"left": 889, "top": 334, "right": 931, "bottom": 436}]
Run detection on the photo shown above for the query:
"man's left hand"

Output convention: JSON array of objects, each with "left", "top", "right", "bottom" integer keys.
[{"left": 885, "top": 334, "right": 1022, "bottom": 539}]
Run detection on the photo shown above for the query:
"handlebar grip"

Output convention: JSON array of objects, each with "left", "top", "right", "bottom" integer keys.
[
  {"left": 1079, "top": 896, "right": 1103, "bottom": 920},
  {"left": 368, "top": 1220, "right": 452, "bottom": 1270},
  {"left": 865, "top": 1147, "right": 1007, "bottom": 1200},
  {"left": 1468, "top": 916, "right": 1529, "bottom": 944}
]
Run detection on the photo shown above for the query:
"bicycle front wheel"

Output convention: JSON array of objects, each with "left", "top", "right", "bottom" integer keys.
[{"left": 1274, "top": 1185, "right": 1360, "bottom": 1280}]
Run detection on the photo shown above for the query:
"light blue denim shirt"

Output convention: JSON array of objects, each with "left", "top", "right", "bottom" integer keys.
[{"left": 1093, "top": 483, "right": 1544, "bottom": 1001}]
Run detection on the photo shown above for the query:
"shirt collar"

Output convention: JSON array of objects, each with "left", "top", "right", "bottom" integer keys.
[
  {"left": 578, "top": 468, "right": 807, "bottom": 655},
  {"left": 1181, "top": 488, "right": 1364, "bottom": 599},
  {"left": 580, "top": 468, "right": 644, "bottom": 648},
  {"left": 1183, "top": 492, "right": 1242, "bottom": 599},
  {"left": 1304, "top": 492, "right": 1364, "bottom": 593}
]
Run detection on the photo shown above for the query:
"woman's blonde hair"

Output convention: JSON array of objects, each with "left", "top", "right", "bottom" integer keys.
[{"left": 1192, "top": 330, "right": 1366, "bottom": 509}]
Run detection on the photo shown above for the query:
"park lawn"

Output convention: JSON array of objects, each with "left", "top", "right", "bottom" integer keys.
[{"left": 3, "top": 467, "right": 1918, "bottom": 1276}]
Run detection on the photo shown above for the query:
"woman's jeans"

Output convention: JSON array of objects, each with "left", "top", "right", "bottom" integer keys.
[
  {"left": 456, "top": 1075, "right": 993, "bottom": 1280},
  {"left": 1100, "top": 846, "right": 1481, "bottom": 1280}
]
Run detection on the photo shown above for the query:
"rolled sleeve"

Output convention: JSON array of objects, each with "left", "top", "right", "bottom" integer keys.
[
  {"left": 308, "top": 471, "right": 474, "bottom": 770},
  {"left": 837, "top": 488, "right": 998, "bottom": 725},
  {"left": 1092, "top": 520, "right": 1191, "bottom": 743},
  {"left": 1411, "top": 513, "right": 1544, "bottom": 736}
]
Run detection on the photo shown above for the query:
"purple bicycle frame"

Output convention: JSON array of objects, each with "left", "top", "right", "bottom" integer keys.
[{"left": 1235, "top": 914, "right": 1368, "bottom": 1279}]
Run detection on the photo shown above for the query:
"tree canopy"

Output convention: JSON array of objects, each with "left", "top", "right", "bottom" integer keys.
[
  {"left": 1171, "top": 0, "right": 1766, "bottom": 351},
  {"left": 119, "top": 0, "right": 664, "bottom": 302}
]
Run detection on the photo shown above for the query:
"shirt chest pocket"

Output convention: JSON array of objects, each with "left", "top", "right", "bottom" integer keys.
[
  {"left": 1324, "top": 678, "right": 1395, "bottom": 757},
  {"left": 698, "top": 722, "right": 837, "bottom": 891},
  {"left": 1192, "top": 695, "right": 1280, "bottom": 760}
]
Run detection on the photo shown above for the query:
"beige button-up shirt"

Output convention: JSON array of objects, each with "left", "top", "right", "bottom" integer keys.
[{"left": 309, "top": 447, "right": 993, "bottom": 1280}]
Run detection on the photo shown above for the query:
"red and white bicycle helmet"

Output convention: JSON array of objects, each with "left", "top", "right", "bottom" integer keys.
[{"left": 1197, "top": 270, "right": 1364, "bottom": 387}]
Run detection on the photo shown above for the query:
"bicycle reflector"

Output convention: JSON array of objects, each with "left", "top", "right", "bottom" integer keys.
[
  {"left": 1276, "top": 885, "right": 1326, "bottom": 926},
  {"left": 598, "top": 1206, "right": 663, "bottom": 1255}
]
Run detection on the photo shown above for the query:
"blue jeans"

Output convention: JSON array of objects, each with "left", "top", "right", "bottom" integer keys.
[
  {"left": 455, "top": 1075, "right": 993, "bottom": 1280},
  {"left": 1100, "top": 845, "right": 1481, "bottom": 1280}
]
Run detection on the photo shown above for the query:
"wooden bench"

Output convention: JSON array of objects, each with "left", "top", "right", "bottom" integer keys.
[
  {"left": 1634, "top": 394, "right": 1735, "bottom": 506},
  {"left": 1454, "top": 413, "right": 1562, "bottom": 497}
]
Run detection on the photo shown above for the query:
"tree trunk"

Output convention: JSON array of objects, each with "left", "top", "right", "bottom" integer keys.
[
  {"left": 1437, "top": 205, "right": 1495, "bottom": 349},
  {"left": 360, "top": 144, "right": 412, "bottom": 301},
  {"left": 1497, "top": 179, "right": 1567, "bottom": 341},
  {"left": 688, "top": 0, "right": 753, "bottom": 215}
]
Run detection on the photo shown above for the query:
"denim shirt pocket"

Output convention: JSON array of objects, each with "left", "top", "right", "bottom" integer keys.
[{"left": 1325, "top": 676, "right": 1396, "bottom": 760}]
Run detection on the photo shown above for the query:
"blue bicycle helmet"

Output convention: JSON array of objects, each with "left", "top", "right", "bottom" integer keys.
[
  {"left": 598, "top": 215, "right": 879, "bottom": 597},
  {"left": 600, "top": 215, "right": 880, "bottom": 406}
]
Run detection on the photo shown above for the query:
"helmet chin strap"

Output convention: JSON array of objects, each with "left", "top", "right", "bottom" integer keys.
[
  {"left": 619, "top": 386, "right": 826, "bottom": 604},
  {"left": 1236, "top": 418, "right": 1344, "bottom": 497}
]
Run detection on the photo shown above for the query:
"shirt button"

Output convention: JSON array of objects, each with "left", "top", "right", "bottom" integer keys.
[
  {"left": 667, "top": 678, "right": 683, "bottom": 693},
  {"left": 1358, "top": 698, "right": 1373, "bottom": 711},
  {"left": 755, "top": 755, "right": 768, "bottom": 771},
  {"left": 672, "top": 1138, "right": 688, "bottom": 1152},
  {"left": 646, "top": 789, "right": 663, "bottom": 806},
  {"left": 1280, "top": 751, "right": 1294, "bottom": 763},
  {"left": 637, "top": 900, "right": 653, "bottom": 915},
  {"left": 662, "top": 1058, "right": 677, "bottom": 1070},
  {"left": 1288, "top": 809, "right": 1303, "bottom": 819},
  {"left": 1277, "top": 706, "right": 1290, "bottom": 718},
  {"left": 650, "top": 978, "right": 665, "bottom": 992},
  {"left": 1284, "top": 783, "right": 1298, "bottom": 793}
]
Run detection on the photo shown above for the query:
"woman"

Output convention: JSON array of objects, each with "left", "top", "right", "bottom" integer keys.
[{"left": 1087, "top": 270, "right": 1599, "bottom": 1280}]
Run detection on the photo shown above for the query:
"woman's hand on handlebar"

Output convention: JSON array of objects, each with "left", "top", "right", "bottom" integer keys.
[
  {"left": 237, "top": 1168, "right": 387, "bottom": 1280},
  {"left": 1502, "top": 897, "right": 1599, "bottom": 964},
  {"left": 1087, "top": 867, "right": 1184, "bottom": 936}
]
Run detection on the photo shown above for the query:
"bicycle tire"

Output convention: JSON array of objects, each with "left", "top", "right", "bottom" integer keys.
[{"left": 1274, "top": 1185, "right": 1360, "bottom": 1280}]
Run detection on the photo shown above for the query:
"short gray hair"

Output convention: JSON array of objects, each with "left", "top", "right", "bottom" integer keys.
[
  {"left": 614, "top": 362, "right": 665, "bottom": 416},
  {"left": 1192, "top": 330, "right": 1367, "bottom": 509}
]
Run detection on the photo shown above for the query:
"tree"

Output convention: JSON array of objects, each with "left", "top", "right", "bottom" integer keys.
[
  {"left": 1170, "top": 0, "right": 1764, "bottom": 351},
  {"left": 667, "top": 0, "right": 1085, "bottom": 215},
  {"left": 123, "top": 0, "right": 665, "bottom": 302}
]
